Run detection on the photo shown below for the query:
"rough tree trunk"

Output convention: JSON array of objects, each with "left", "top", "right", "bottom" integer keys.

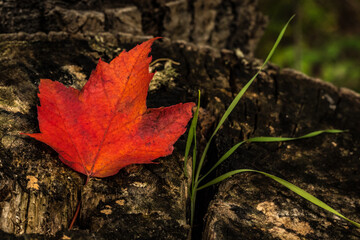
[{"left": 1, "top": 0, "right": 359, "bottom": 239}]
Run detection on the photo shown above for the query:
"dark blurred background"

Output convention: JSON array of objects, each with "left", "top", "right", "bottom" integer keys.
[{"left": 256, "top": 0, "right": 360, "bottom": 92}]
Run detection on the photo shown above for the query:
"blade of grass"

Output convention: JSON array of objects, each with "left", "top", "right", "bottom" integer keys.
[
  {"left": 184, "top": 122, "right": 194, "bottom": 177},
  {"left": 197, "top": 169, "right": 360, "bottom": 228},
  {"left": 191, "top": 124, "right": 197, "bottom": 192},
  {"left": 247, "top": 129, "right": 345, "bottom": 142},
  {"left": 190, "top": 121, "right": 198, "bottom": 226},
  {"left": 198, "top": 129, "right": 344, "bottom": 183},
  {"left": 198, "top": 140, "right": 245, "bottom": 183},
  {"left": 193, "top": 15, "right": 295, "bottom": 185},
  {"left": 184, "top": 91, "right": 201, "bottom": 176}
]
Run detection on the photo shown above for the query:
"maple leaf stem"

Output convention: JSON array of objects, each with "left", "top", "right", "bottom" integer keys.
[
  {"left": 85, "top": 175, "right": 90, "bottom": 185},
  {"left": 69, "top": 176, "right": 90, "bottom": 230},
  {"left": 68, "top": 200, "right": 81, "bottom": 230}
]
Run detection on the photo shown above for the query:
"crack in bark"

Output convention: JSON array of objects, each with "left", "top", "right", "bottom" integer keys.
[{"left": 23, "top": 188, "right": 30, "bottom": 235}]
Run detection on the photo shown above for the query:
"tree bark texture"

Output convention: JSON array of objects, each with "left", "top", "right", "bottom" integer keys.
[
  {"left": 0, "top": 0, "right": 267, "bottom": 56},
  {"left": 0, "top": 0, "right": 359, "bottom": 239}
]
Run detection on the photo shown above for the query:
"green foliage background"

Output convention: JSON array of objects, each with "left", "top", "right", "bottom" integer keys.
[{"left": 256, "top": 0, "right": 360, "bottom": 92}]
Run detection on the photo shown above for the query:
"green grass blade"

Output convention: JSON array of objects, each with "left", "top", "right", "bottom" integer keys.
[
  {"left": 262, "top": 15, "right": 295, "bottom": 68},
  {"left": 190, "top": 126, "right": 198, "bottom": 226},
  {"left": 194, "top": 16, "right": 295, "bottom": 185},
  {"left": 197, "top": 169, "right": 360, "bottom": 228},
  {"left": 183, "top": 123, "right": 194, "bottom": 178},
  {"left": 247, "top": 129, "right": 345, "bottom": 143},
  {"left": 197, "top": 169, "right": 251, "bottom": 190},
  {"left": 198, "top": 140, "right": 246, "bottom": 183},
  {"left": 198, "top": 129, "right": 344, "bottom": 183},
  {"left": 184, "top": 91, "right": 201, "bottom": 176},
  {"left": 191, "top": 124, "right": 197, "bottom": 190},
  {"left": 258, "top": 171, "right": 360, "bottom": 228}
]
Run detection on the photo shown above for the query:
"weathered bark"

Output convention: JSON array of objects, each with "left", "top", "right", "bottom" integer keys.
[
  {"left": 201, "top": 68, "right": 360, "bottom": 239},
  {"left": 0, "top": 0, "right": 267, "bottom": 56},
  {"left": 1, "top": 30, "right": 360, "bottom": 239},
  {"left": 0, "top": 33, "right": 194, "bottom": 239},
  {"left": 1, "top": 0, "right": 360, "bottom": 239}
]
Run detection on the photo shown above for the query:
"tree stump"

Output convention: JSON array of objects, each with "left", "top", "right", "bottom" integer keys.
[{"left": 1, "top": 0, "right": 359, "bottom": 239}]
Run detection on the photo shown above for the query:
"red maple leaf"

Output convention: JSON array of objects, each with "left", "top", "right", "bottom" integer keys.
[{"left": 24, "top": 38, "right": 195, "bottom": 178}]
